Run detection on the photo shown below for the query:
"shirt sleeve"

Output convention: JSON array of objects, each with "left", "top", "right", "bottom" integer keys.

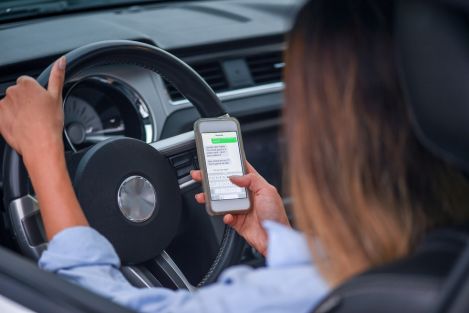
[{"left": 39, "top": 225, "right": 329, "bottom": 313}]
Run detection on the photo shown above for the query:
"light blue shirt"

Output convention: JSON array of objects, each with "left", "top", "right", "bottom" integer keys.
[{"left": 38, "top": 221, "right": 329, "bottom": 313}]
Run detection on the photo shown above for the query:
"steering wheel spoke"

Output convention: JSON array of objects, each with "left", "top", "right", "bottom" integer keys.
[
  {"left": 149, "top": 131, "right": 199, "bottom": 192},
  {"left": 150, "top": 251, "right": 196, "bottom": 291},
  {"left": 9, "top": 195, "right": 47, "bottom": 259},
  {"left": 122, "top": 251, "right": 195, "bottom": 292}
]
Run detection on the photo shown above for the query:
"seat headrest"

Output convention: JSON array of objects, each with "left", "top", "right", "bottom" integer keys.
[{"left": 396, "top": 0, "right": 469, "bottom": 172}]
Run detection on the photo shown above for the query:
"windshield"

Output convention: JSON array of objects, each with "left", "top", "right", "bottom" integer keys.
[{"left": 0, "top": 0, "right": 202, "bottom": 23}]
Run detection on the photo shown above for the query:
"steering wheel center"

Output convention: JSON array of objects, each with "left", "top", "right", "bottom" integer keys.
[
  {"left": 72, "top": 137, "right": 182, "bottom": 264},
  {"left": 118, "top": 175, "right": 157, "bottom": 223}
]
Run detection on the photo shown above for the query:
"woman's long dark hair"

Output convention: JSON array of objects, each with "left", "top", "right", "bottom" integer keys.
[{"left": 284, "top": 0, "right": 469, "bottom": 285}]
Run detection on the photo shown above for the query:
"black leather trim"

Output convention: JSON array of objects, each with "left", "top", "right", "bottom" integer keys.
[
  {"left": 436, "top": 245, "right": 469, "bottom": 313},
  {"left": 313, "top": 228, "right": 469, "bottom": 313}
]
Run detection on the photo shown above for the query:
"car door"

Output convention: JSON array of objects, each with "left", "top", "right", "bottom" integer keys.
[{"left": 0, "top": 246, "right": 134, "bottom": 313}]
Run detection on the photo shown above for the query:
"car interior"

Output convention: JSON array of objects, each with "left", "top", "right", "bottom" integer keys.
[{"left": 0, "top": 0, "right": 469, "bottom": 312}]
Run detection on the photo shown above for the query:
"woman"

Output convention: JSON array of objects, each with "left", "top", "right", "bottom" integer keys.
[{"left": 1, "top": 0, "right": 469, "bottom": 312}]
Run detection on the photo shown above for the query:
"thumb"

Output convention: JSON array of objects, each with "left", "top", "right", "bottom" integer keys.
[
  {"left": 48, "top": 56, "right": 66, "bottom": 99},
  {"left": 229, "top": 173, "right": 265, "bottom": 193}
]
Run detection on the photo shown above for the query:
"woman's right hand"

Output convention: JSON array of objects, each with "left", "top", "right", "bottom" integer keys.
[{"left": 191, "top": 162, "right": 289, "bottom": 256}]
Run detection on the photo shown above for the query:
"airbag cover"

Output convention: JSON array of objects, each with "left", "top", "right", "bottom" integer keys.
[{"left": 72, "top": 138, "right": 181, "bottom": 264}]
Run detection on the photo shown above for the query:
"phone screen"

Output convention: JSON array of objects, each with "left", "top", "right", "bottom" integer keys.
[{"left": 201, "top": 131, "right": 247, "bottom": 201}]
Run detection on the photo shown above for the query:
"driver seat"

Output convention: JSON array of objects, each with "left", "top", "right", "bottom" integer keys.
[
  {"left": 313, "top": 228, "right": 469, "bottom": 313},
  {"left": 312, "top": 1, "right": 469, "bottom": 312}
]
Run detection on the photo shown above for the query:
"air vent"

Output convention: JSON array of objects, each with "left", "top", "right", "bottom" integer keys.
[
  {"left": 164, "top": 50, "right": 284, "bottom": 103},
  {"left": 246, "top": 51, "right": 284, "bottom": 85},
  {"left": 164, "top": 61, "right": 229, "bottom": 101}
]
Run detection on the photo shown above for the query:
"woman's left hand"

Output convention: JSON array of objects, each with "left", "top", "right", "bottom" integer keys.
[
  {"left": 0, "top": 57, "right": 88, "bottom": 240},
  {"left": 0, "top": 57, "right": 66, "bottom": 160}
]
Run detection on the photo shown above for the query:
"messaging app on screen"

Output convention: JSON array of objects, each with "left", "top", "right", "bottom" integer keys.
[{"left": 202, "top": 132, "right": 247, "bottom": 201}]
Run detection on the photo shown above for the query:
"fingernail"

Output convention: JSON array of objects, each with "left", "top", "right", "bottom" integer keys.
[
  {"left": 229, "top": 175, "right": 242, "bottom": 180},
  {"left": 58, "top": 56, "right": 66, "bottom": 70}
]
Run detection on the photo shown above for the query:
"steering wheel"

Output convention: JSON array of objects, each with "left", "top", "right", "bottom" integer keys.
[{"left": 2, "top": 40, "right": 244, "bottom": 290}]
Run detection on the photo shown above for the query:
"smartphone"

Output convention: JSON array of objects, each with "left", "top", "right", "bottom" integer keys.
[{"left": 194, "top": 117, "right": 251, "bottom": 215}]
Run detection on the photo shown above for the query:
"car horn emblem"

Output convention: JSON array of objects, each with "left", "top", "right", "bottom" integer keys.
[{"left": 117, "top": 176, "right": 157, "bottom": 223}]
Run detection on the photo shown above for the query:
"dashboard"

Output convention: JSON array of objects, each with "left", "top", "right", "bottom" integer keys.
[
  {"left": 63, "top": 75, "right": 154, "bottom": 150},
  {"left": 0, "top": 0, "right": 301, "bottom": 187}
]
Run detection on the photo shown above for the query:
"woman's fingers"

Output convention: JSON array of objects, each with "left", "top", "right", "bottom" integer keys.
[
  {"left": 191, "top": 163, "right": 258, "bottom": 182},
  {"left": 228, "top": 175, "right": 249, "bottom": 187},
  {"left": 192, "top": 163, "right": 267, "bottom": 204},
  {"left": 48, "top": 56, "right": 66, "bottom": 100},
  {"left": 195, "top": 192, "right": 205, "bottom": 204},
  {"left": 16, "top": 75, "right": 33, "bottom": 85},
  {"left": 190, "top": 170, "right": 202, "bottom": 182},
  {"left": 191, "top": 171, "right": 205, "bottom": 203},
  {"left": 229, "top": 172, "right": 266, "bottom": 193},
  {"left": 223, "top": 214, "right": 235, "bottom": 226}
]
